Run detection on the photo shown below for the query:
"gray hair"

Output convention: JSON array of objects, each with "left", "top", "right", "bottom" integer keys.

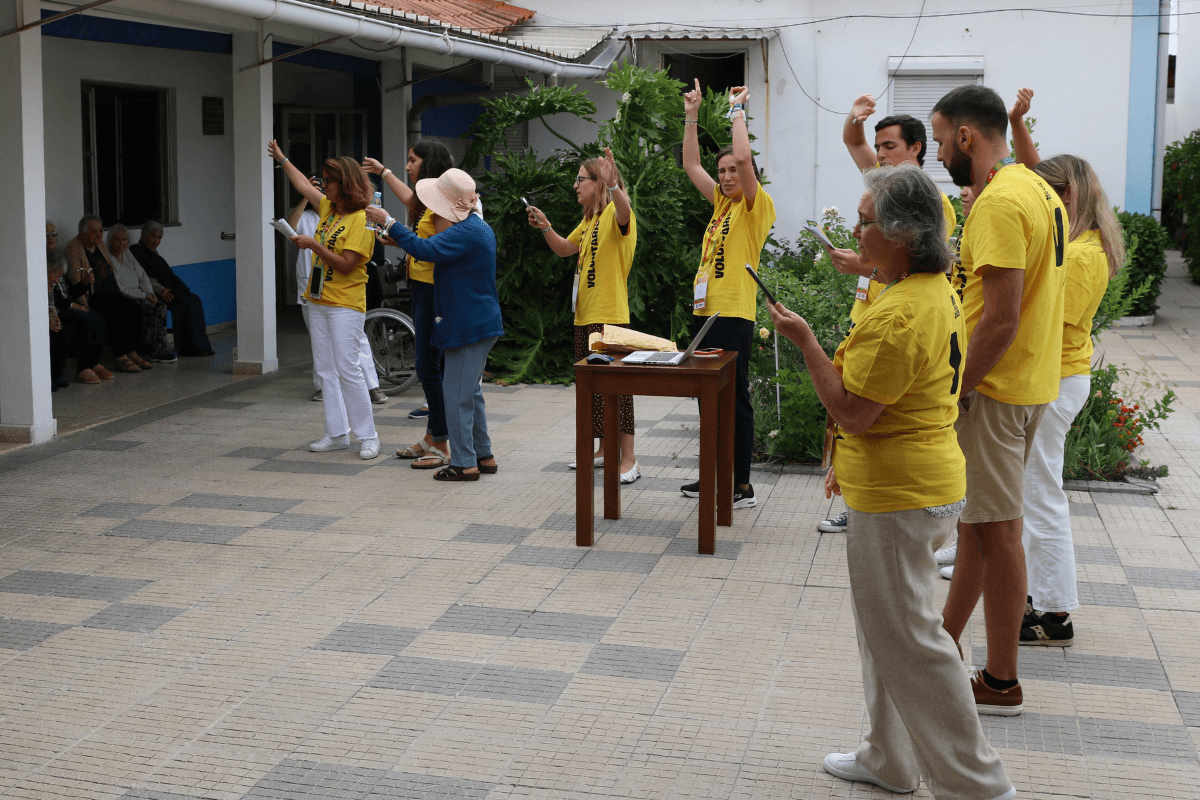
[
  {"left": 140, "top": 219, "right": 164, "bottom": 238},
  {"left": 862, "top": 163, "right": 953, "bottom": 274},
  {"left": 106, "top": 223, "right": 130, "bottom": 250},
  {"left": 78, "top": 214, "right": 103, "bottom": 235},
  {"left": 47, "top": 250, "right": 66, "bottom": 274}
]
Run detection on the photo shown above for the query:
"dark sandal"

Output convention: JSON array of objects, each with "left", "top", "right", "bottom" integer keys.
[
  {"left": 433, "top": 465, "right": 479, "bottom": 482},
  {"left": 477, "top": 458, "right": 497, "bottom": 474}
]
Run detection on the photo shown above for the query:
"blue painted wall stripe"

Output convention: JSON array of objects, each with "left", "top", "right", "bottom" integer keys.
[
  {"left": 1125, "top": 0, "right": 1160, "bottom": 214},
  {"left": 40, "top": 10, "right": 233, "bottom": 54},
  {"left": 271, "top": 41, "right": 380, "bottom": 78},
  {"left": 172, "top": 259, "right": 237, "bottom": 326}
]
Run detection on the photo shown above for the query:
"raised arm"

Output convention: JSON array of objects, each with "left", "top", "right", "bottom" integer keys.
[
  {"left": 383, "top": 218, "right": 468, "bottom": 264},
  {"left": 363, "top": 157, "right": 417, "bottom": 210},
  {"left": 728, "top": 86, "right": 758, "bottom": 208},
  {"left": 596, "top": 148, "right": 631, "bottom": 227},
  {"left": 683, "top": 79, "right": 716, "bottom": 204},
  {"left": 1008, "top": 87, "right": 1040, "bottom": 168},
  {"left": 268, "top": 139, "right": 324, "bottom": 208},
  {"left": 842, "top": 93, "right": 879, "bottom": 172},
  {"left": 527, "top": 205, "right": 580, "bottom": 257}
]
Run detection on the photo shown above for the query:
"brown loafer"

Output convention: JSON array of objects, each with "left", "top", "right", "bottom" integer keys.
[
  {"left": 76, "top": 369, "right": 101, "bottom": 384},
  {"left": 433, "top": 465, "right": 479, "bottom": 482},
  {"left": 92, "top": 364, "right": 115, "bottom": 380}
]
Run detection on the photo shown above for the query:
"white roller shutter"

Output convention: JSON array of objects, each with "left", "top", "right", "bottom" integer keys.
[{"left": 891, "top": 73, "right": 982, "bottom": 186}]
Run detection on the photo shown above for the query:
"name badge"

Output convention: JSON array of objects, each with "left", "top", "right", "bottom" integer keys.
[
  {"left": 571, "top": 272, "right": 580, "bottom": 313},
  {"left": 693, "top": 272, "right": 709, "bottom": 310},
  {"left": 854, "top": 275, "right": 870, "bottom": 303}
]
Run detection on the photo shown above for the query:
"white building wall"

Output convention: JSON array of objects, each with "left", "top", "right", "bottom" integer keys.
[
  {"left": 524, "top": 0, "right": 1136, "bottom": 240},
  {"left": 1169, "top": 7, "right": 1200, "bottom": 144},
  {"left": 42, "top": 36, "right": 235, "bottom": 269}
]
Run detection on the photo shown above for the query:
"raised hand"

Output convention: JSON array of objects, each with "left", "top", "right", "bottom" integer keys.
[
  {"left": 526, "top": 205, "right": 549, "bottom": 230},
  {"left": 850, "top": 93, "right": 876, "bottom": 124},
  {"left": 683, "top": 78, "right": 702, "bottom": 118},
  {"left": 267, "top": 139, "right": 286, "bottom": 163},
  {"left": 729, "top": 85, "right": 749, "bottom": 108},
  {"left": 1010, "top": 87, "right": 1034, "bottom": 119},
  {"left": 597, "top": 148, "right": 619, "bottom": 189},
  {"left": 362, "top": 157, "right": 385, "bottom": 175}
]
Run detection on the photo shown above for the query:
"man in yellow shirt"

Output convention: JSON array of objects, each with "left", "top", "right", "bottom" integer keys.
[{"left": 930, "top": 84, "right": 1067, "bottom": 716}]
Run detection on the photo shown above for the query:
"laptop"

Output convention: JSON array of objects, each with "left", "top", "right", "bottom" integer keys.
[{"left": 621, "top": 312, "right": 721, "bottom": 365}]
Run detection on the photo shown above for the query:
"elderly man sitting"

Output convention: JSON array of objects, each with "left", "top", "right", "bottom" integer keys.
[{"left": 130, "top": 221, "right": 215, "bottom": 357}]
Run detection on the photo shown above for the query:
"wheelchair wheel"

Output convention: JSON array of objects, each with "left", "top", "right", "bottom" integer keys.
[{"left": 364, "top": 308, "right": 418, "bottom": 395}]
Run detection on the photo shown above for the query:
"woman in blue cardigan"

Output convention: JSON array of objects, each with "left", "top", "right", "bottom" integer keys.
[{"left": 367, "top": 169, "right": 503, "bottom": 481}]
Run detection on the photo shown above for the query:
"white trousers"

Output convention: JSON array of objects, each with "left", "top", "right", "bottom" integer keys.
[
  {"left": 302, "top": 301, "right": 379, "bottom": 392},
  {"left": 1022, "top": 373, "right": 1092, "bottom": 613},
  {"left": 307, "top": 302, "right": 377, "bottom": 441}
]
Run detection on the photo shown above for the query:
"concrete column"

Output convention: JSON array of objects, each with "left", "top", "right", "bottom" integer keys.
[
  {"left": 231, "top": 31, "right": 278, "bottom": 374},
  {"left": 380, "top": 55, "right": 409, "bottom": 221},
  {"left": 0, "top": 0, "right": 56, "bottom": 444}
]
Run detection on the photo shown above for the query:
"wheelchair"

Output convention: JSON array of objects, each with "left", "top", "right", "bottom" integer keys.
[{"left": 364, "top": 256, "right": 418, "bottom": 395}]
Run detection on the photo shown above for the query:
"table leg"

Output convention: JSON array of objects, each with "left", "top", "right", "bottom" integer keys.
[
  {"left": 698, "top": 376, "right": 718, "bottom": 555},
  {"left": 603, "top": 392, "right": 621, "bottom": 520},
  {"left": 718, "top": 371, "right": 734, "bottom": 528},
  {"left": 576, "top": 370, "right": 594, "bottom": 547}
]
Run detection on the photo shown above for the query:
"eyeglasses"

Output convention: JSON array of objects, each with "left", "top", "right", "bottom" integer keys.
[
  {"left": 855, "top": 219, "right": 879, "bottom": 229},
  {"left": 46, "top": 232, "right": 58, "bottom": 238},
  {"left": 573, "top": 175, "right": 596, "bottom": 186}
]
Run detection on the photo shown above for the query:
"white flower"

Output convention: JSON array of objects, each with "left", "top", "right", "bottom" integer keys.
[
  {"left": 759, "top": 327, "right": 770, "bottom": 339},
  {"left": 768, "top": 430, "right": 779, "bottom": 438},
  {"left": 621, "top": 92, "right": 631, "bottom": 102},
  {"left": 822, "top": 206, "right": 839, "bottom": 217}
]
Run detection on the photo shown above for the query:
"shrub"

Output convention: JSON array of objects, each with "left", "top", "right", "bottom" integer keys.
[
  {"left": 1163, "top": 128, "right": 1200, "bottom": 282},
  {"left": 1116, "top": 210, "right": 1171, "bottom": 316}
]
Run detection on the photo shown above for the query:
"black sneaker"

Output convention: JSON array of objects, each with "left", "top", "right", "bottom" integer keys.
[
  {"left": 733, "top": 485, "right": 757, "bottom": 509},
  {"left": 680, "top": 481, "right": 700, "bottom": 498},
  {"left": 1020, "top": 612, "right": 1074, "bottom": 646},
  {"left": 817, "top": 510, "right": 848, "bottom": 533}
]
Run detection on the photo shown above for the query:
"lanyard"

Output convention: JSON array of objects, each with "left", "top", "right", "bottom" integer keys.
[
  {"left": 701, "top": 205, "right": 732, "bottom": 268},
  {"left": 985, "top": 156, "right": 1015, "bottom": 186},
  {"left": 576, "top": 214, "right": 601, "bottom": 274}
]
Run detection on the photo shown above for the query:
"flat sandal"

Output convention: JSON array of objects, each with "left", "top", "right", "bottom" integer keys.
[{"left": 433, "top": 465, "right": 479, "bottom": 482}]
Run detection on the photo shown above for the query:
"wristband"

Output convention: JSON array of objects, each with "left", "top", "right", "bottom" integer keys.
[
  {"left": 383, "top": 216, "right": 396, "bottom": 231},
  {"left": 541, "top": 224, "right": 551, "bottom": 232},
  {"left": 381, "top": 168, "right": 392, "bottom": 179},
  {"left": 279, "top": 157, "right": 289, "bottom": 164},
  {"left": 683, "top": 119, "right": 698, "bottom": 125}
]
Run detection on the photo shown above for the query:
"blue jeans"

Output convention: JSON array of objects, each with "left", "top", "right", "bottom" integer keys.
[
  {"left": 443, "top": 336, "right": 497, "bottom": 468},
  {"left": 411, "top": 280, "right": 448, "bottom": 442}
]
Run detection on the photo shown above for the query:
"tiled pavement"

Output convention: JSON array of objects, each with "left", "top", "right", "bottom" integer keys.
[{"left": 2, "top": 256, "right": 1200, "bottom": 799}]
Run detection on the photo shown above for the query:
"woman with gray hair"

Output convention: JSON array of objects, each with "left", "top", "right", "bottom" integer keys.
[
  {"left": 770, "top": 164, "right": 1014, "bottom": 799},
  {"left": 131, "top": 221, "right": 214, "bottom": 357},
  {"left": 107, "top": 224, "right": 175, "bottom": 363}
]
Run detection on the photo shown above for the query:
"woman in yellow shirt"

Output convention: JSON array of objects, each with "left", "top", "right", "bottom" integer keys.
[
  {"left": 527, "top": 149, "right": 640, "bottom": 482},
  {"left": 681, "top": 81, "right": 776, "bottom": 509},
  {"left": 770, "top": 164, "right": 1013, "bottom": 799},
  {"left": 1010, "top": 88, "right": 1125, "bottom": 646},
  {"left": 269, "top": 141, "right": 380, "bottom": 459},
  {"left": 364, "top": 141, "right": 455, "bottom": 468}
]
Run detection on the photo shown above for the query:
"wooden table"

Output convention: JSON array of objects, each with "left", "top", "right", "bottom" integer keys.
[{"left": 574, "top": 352, "right": 736, "bottom": 554}]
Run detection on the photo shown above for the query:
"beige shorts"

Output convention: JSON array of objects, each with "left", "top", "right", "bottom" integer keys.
[{"left": 955, "top": 391, "right": 1047, "bottom": 524}]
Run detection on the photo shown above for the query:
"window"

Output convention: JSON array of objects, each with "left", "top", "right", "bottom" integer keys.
[
  {"left": 81, "top": 83, "right": 172, "bottom": 226},
  {"left": 888, "top": 58, "right": 983, "bottom": 186}
]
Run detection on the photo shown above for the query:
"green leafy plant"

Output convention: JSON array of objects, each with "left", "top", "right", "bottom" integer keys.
[
  {"left": 1062, "top": 362, "right": 1176, "bottom": 480},
  {"left": 1163, "top": 127, "right": 1200, "bottom": 282},
  {"left": 1116, "top": 210, "right": 1171, "bottom": 316},
  {"left": 1091, "top": 233, "right": 1152, "bottom": 336},
  {"left": 752, "top": 367, "right": 827, "bottom": 463}
]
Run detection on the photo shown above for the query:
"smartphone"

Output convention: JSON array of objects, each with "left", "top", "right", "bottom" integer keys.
[
  {"left": 744, "top": 264, "right": 778, "bottom": 306},
  {"left": 521, "top": 196, "right": 531, "bottom": 208}
]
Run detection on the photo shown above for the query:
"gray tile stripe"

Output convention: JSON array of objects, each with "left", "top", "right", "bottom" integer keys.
[
  {"left": 980, "top": 713, "right": 1196, "bottom": 763},
  {"left": 170, "top": 493, "right": 303, "bottom": 513},
  {"left": 1124, "top": 566, "right": 1200, "bottom": 590},
  {"left": 1077, "top": 582, "right": 1140, "bottom": 608},
  {"left": 972, "top": 647, "right": 1171, "bottom": 691}
]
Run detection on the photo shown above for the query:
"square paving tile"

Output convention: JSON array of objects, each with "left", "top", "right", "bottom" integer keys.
[
  {"left": 81, "top": 603, "right": 185, "bottom": 632},
  {"left": 367, "top": 656, "right": 481, "bottom": 693},
  {"left": 979, "top": 712, "right": 1084, "bottom": 755},
  {"left": 501, "top": 546, "right": 586, "bottom": 570},
  {"left": 576, "top": 551, "right": 661, "bottom": 573},
  {"left": 0, "top": 570, "right": 150, "bottom": 601},
  {"left": 258, "top": 513, "right": 339, "bottom": 532},
  {"left": 1075, "top": 545, "right": 1122, "bottom": 565},
  {"left": 452, "top": 524, "right": 533, "bottom": 546},
  {"left": 513, "top": 611, "right": 615, "bottom": 643},
  {"left": 460, "top": 663, "right": 573, "bottom": 704},
  {"left": 105, "top": 520, "right": 249, "bottom": 545},
  {"left": 430, "top": 605, "right": 530, "bottom": 638},
  {"left": 1077, "top": 581, "right": 1140, "bottom": 607},
  {"left": 78, "top": 502, "right": 161, "bottom": 519},
  {"left": 170, "top": 493, "right": 303, "bottom": 514},
  {"left": 1125, "top": 567, "right": 1200, "bottom": 590},
  {"left": 1076, "top": 717, "right": 1197, "bottom": 763},
  {"left": 580, "top": 643, "right": 686, "bottom": 682},
  {"left": 0, "top": 618, "right": 73, "bottom": 650},
  {"left": 315, "top": 622, "right": 422, "bottom": 656},
  {"left": 1174, "top": 691, "right": 1200, "bottom": 727}
]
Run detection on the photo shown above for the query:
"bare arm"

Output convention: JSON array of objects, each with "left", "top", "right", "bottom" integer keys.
[
  {"left": 526, "top": 205, "right": 580, "bottom": 257},
  {"left": 728, "top": 86, "right": 758, "bottom": 208},
  {"left": 842, "top": 93, "right": 879, "bottom": 172},
  {"left": 291, "top": 236, "right": 362, "bottom": 276},
  {"left": 268, "top": 139, "right": 324, "bottom": 207},
  {"left": 830, "top": 248, "right": 873, "bottom": 278},
  {"left": 363, "top": 157, "right": 417, "bottom": 210},
  {"left": 286, "top": 196, "right": 309, "bottom": 230},
  {"left": 1008, "top": 87, "right": 1040, "bottom": 167},
  {"left": 596, "top": 148, "right": 631, "bottom": 227},
  {"left": 960, "top": 266, "right": 1023, "bottom": 395},
  {"left": 683, "top": 79, "right": 716, "bottom": 204},
  {"left": 768, "top": 301, "right": 886, "bottom": 435}
]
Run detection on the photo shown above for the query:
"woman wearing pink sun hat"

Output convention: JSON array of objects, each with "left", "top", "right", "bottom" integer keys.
[{"left": 367, "top": 169, "right": 503, "bottom": 481}]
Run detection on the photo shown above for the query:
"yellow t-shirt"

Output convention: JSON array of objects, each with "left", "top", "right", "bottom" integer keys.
[
  {"left": 850, "top": 191, "right": 958, "bottom": 325},
  {"left": 959, "top": 164, "right": 1067, "bottom": 405},
  {"left": 304, "top": 197, "right": 374, "bottom": 313},
  {"left": 408, "top": 208, "right": 436, "bottom": 285},
  {"left": 693, "top": 184, "right": 776, "bottom": 321},
  {"left": 1060, "top": 229, "right": 1110, "bottom": 377},
  {"left": 833, "top": 273, "right": 967, "bottom": 513},
  {"left": 567, "top": 202, "right": 637, "bottom": 326}
]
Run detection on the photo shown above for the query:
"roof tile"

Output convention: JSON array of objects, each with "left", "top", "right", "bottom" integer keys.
[{"left": 368, "top": 0, "right": 535, "bottom": 34}]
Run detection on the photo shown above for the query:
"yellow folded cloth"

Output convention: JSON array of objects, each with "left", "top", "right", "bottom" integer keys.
[{"left": 588, "top": 325, "right": 677, "bottom": 353}]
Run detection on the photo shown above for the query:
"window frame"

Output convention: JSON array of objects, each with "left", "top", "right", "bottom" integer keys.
[{"left": 885, "top": 57, "right": 984, "bottom": 189}]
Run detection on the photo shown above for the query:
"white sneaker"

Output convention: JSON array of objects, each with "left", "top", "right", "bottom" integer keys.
[
  {"left": 822, "top": 752, "right": 913, "bottom": 794},
  {"left": 359, "top": 438, "right": 380, "bottom": 460},
  {"left": 309, "top": 434, "right": 350, "bottom": 452},
  {"left": 935, "top": 543, "right": 957, "bottom": 566},
  {"left": 939, "top": 565, "right": 954, "bottom": 580},
  {"left": 620, "top": 462, "right": 641, "bottom": 484}
]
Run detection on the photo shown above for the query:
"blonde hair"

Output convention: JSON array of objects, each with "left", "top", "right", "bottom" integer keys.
[
  {"left": 1033, "top": 154, "right": 1125, "bottom": 277},
  {"left": 579, "top": 157, "right": 624, "bottom": 221}
]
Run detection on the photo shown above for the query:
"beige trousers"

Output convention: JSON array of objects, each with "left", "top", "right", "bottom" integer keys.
[{"left": 847, "top": 507, "right": 1013, "bottom": 799}]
